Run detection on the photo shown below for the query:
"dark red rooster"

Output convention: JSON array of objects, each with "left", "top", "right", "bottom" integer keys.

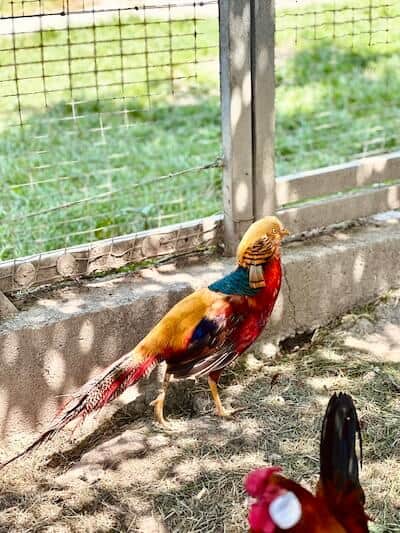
[{"left": 245, "top": 393, "right": 369, "bottom": 532}]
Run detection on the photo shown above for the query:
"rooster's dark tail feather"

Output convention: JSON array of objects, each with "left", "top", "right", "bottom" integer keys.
[{"left": 320, "top": 392, "right": 363, "bottom": 492}]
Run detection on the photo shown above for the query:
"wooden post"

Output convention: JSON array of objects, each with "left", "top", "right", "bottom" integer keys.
[
  {"left": 219, "top": 0, "right": 276, "bottom": 254},
  {"left": 219, "top": 0, "right": 254, "bottom": 254},
  {"left": 251, "top": 0, "right": 276, "bottom": 219}
]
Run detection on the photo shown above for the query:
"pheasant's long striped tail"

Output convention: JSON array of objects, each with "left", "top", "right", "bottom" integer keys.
[{"left": 0, "top": 352, "right": 157, "bottom": 469}]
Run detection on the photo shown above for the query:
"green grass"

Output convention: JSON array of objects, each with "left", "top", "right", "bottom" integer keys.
[
  {"left": 0, "top": 100, "right": 221, "bottom": 258},
  {"left": 275, "top": 2, "right": 400, "bottom": 174},
  {"left": 1, "top": 0, "right": 400, "bottom": 260},
  {"left": 0, "top": 15, "right": 221, "bottom": 259}
]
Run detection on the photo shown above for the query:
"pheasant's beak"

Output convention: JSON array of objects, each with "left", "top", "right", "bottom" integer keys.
[{"left": 280, "top": 227, "right": 290, "bottom": 237}]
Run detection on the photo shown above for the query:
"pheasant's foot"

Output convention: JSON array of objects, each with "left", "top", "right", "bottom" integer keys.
[
  {"left": 154, "top": 418, "right": 174, "bottom": 432},
  {"left": 215, "top": 405, "right": 231, "bottom": 418},
  {"left": 150, "top": 397, "right": 170, "bottom": 429},
  {"left": 215, "top": 405, "right": 247, "bottom": 418},
  {"left": 208, "top": 376, "right": 245, "bottom": 419},
  {"left": 150, "top": 372, "right": 171, "bottom": 429}
]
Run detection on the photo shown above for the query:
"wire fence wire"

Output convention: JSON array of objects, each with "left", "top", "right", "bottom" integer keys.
[
  {"left": 0, "top": 0, "right": 220, "bottom": 262},
  {"left": 1, "top": 0, "right": 400, "bottom": 287},
  {"left": 275, "top": 0, "right": 400, "bottom": 179}
]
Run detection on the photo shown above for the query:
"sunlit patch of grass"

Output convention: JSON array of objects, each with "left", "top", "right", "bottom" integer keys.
[
  {"left": 2, "top": 0, "right": 400, "bottom": 259},
  {"left": 0, "top": 99, "right": 222, "bottom": 258},
  {"left": 0, "top": 13, "right": 221, "bottom": 260},
  {"left": 275, "top": 0, "right": 400, "bottom": 175}
]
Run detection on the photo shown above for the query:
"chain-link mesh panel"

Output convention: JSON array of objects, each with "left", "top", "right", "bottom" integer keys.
[
  {"left": 276, "top": 0, "right": 400, "bottom": 177},
  {"left": 0, "top": 1, "right": 220, "bottom": 261}
]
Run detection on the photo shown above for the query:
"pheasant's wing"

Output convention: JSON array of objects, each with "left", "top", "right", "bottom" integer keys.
[{"left": 166, "top": 301, "right": 245, "bottom": 379}]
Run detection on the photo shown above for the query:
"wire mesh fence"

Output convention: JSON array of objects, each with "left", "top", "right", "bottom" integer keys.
[
  {"left": 1, "top": 0, "right": 400, "bottom": 291},
  {"left": 275, "top": 0, "right": 400, "bottom": 178},
  {"left": 0, "top": 0, "right": 221, "bottom": 262}
]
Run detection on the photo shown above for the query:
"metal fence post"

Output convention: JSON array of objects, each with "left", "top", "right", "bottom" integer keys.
[
  {"left": 219, "top": 0, "right": 276, "bottom": 255},
  {"left": 219, "top": 0, "right": 254, "bottom": 254},
  {"left": 251, "top": 0, "right": 276, "bottom": 219}
]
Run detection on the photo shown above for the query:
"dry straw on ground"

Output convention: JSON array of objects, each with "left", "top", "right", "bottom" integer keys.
[{"left": 0, "top": 290, "right": 399, "bottom": 532}]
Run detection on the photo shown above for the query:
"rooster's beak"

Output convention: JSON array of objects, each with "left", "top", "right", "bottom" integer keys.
[{"left": 280, "top": 227, "right": 290, "bottom": 237}]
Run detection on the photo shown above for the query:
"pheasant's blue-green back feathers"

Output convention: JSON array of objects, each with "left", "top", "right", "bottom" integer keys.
[{"left": 208, "top": 267, "right": 261, "bottom": 296}]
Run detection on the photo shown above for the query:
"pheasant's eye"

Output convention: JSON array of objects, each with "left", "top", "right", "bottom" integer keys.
[{"left": 271, "top": 228, "right": 277, "bottom": 234}]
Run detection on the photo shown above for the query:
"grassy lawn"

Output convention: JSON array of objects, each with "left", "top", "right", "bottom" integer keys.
[
  {"left": 1, "top": 0, "right": 400, "bottom": 260},
  {"left": 275, "top": 1, "right": 400, "bottom": 174}
]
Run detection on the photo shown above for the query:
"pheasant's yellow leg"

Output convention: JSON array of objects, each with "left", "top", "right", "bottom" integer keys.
[
  {"left": 208, "top": 375, "right": 230, "bottom": 418},
  {"left": 150, "top": 372, "right": 171, "bottom": 427}
]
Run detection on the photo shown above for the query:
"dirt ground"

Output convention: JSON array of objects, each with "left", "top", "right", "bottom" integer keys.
[{"left": 0, "top": 290, "right": 399, "bottom": 532}]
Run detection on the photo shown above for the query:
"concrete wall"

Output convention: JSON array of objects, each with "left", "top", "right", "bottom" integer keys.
[{"left": 1, "top": 215, "right": 400, "bottom": 438}]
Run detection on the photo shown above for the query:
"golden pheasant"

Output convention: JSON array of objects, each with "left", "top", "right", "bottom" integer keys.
[
  {"left": 245, "top": 392, "right": 369, "bottom": 532},
  {"left": 1, "top": 216, "right": 289, "bottom": 468}
]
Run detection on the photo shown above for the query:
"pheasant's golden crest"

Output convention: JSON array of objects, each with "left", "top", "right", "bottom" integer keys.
[{"left": 237, "top": 216, "right": 289, "bottom": 288}]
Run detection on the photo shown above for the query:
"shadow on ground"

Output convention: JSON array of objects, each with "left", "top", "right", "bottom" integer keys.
[{"left": 0, "top": 290, "right": 399, "bottom": 532}]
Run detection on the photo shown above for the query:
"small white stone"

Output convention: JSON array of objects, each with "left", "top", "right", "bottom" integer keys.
[
  {"left": 194, "top": 487, "right": 207, "bottom": 501},
  {"left": 269, "top": 491, "right": 302, "bottom": 530},
  {"left": 245, "top": 353, "right": 263, "bottom": 370},
  {"left": 268, "top": 453, "right": 282, "bottom": 463},
  {"left": 260, "top": 343, "right": 279, "bottom": 358},
  {"left": 270, "top": 395, "right": 285, "bottom": 405},
  {"left": 341, "top": 314, "right": 355, "bottom": 324},
  {"left": 364, "top": 371, "right": 376, "bottom": 383}
]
